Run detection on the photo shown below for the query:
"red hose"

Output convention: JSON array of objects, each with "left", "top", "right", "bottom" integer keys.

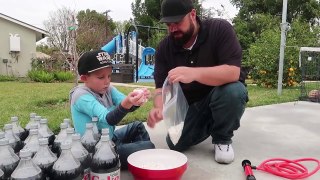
[{"left": 256, "top": 158, "right": 320, "bottom": 179}]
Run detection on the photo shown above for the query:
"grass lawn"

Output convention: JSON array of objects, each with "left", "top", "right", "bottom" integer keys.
[{"left": 0, "top": 82, "right": 301, "bottom": 133}]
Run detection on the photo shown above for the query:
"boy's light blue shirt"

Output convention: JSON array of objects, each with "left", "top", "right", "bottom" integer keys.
[{"left": 69, "top": 85, "right": 125, "bottom": 137}]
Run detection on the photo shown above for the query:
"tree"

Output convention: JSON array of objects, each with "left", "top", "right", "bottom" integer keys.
[
  {"left": 44, "top": 7, "right": 76, "bottom": 52},
  {"left": 76, "top": 9, "right": 114, "bottom": 53},
  {"left": 231, "top": 0, "right": 320, "bottom": 24},
  {"left": 247, "top": 19, "right": 320, "bottom": 88}
]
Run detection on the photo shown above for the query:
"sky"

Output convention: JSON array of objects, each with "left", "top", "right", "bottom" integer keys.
[{"left": 0, "top": 0, "right": 238, "bottom": 30}]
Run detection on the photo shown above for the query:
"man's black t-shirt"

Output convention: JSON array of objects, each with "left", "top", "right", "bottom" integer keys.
[{"left": 154, "top": 18, "right": 245, "bottom": 104}]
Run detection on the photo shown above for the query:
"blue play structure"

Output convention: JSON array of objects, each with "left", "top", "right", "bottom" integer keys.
[
  {"left": 101, "top": 33, "right": 155, "bottom": 82},
  {"left": 138, "top": 47, "right": 155, "bottom": 79}
]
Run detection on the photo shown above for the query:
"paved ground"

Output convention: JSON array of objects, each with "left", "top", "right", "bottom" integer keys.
[{"left": 121, "top": 101, "right": 320, "bottom": 180}]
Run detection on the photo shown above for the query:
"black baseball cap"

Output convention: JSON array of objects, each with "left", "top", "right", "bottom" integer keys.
[
  {"left": 78, "top": 50, "right": 112, "bottom": 75},
  {"left": 160, "top": 0, "right": 194, "bottom": 23}
]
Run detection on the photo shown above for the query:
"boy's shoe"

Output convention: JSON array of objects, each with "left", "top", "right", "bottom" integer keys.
[{"left": 214, "top": 144, "right": 234, "bottom": 164}]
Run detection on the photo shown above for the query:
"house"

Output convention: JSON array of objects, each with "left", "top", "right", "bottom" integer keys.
[{"left": 0, "top": 13, "right": 48, "bottom": 77}]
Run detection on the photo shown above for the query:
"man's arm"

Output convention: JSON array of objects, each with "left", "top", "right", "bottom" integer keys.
[{"left": 168, "top": 65, "right": 240, "bottom": 86}]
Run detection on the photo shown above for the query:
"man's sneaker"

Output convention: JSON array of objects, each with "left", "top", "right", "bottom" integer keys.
[{"left": 214, "top": 144, "right": 234, "bottom": 164}]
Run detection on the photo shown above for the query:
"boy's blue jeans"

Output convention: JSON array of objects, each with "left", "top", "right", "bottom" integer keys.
[
  {"left": 167, "top": 81, "right": 248, "bottom": 152},
  {"left": 113, "top": 121, "right": 155, "bottom": 169}
]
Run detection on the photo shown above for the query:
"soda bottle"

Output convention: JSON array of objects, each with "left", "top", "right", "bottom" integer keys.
[
  {"left": 23, "top": 129, "right": 40, "bottom": 156},
  {"left": 91, "top": 117, "right": 100, "bottom": 141},
  {"left": 38, "top": 118, "right": 55, "bottom": 146},
  {"left": 90, "top": 135, "right": 120, "bottom": 180},
  {"left": 95, "top": 128, "right": 116, "bottom": 152},
  {"left": 51, "top": 122, "right": 68, "bottom": 156},
  {"left": 0, "top": 168, "right": 4, "bottom": 179},
  {"left": 71, "top": 133, "right": 91, "bottom": 180},
  {"left": 25, "top": 112, "right": 37, "bottom": 131},
  {"left": 81, "top": 123, "right": 97, "bottom": 154},
  {"left": 34, "top": 116, "right": 42, "bottom": 129},
  {"left": 3, "top": 123, "right": 23, "bottom": 153},
  {"left": 64, "top": 118, "right": 72, "bottom": 128},
  {"left": 0, "top": 132, "right": 20, "bottom": 179},
  {"left": 11, "top": 148, "right": 43, "bottom": 180},
  {"left": 52, "top": 141, "right": 82, "bottom": 179},
  {"left": 10, "top": 116, "right": 27, "bottom": 141},
  {"left": 32, "top": 138, "right": 57, "bottom": 179},
  {"left": 63, "top": 128, "right": 75, "bottom": 144}
]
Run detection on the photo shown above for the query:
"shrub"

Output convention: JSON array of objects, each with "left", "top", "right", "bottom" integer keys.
[
  {"left": 54, "top": 71, "right": 75, "bottom": 82},
  {"left": 247, "top": 19, "right": 320, "bottom": 88},
  {"left": 28, "top": 70, "right": 55, "bottom": 83},
  {"left": 0, "top": 75, "right": 17, "bottom": 82}
]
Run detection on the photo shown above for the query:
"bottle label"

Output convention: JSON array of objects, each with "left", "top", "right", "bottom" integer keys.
[
  {"left": 82, "top": 168, "right": 90, "bottom": 180},
  {"left": 90, "top": 169, "right": 120, "bottom": 180}
]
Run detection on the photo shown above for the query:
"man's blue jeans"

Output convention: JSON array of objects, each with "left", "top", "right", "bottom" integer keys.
[
  {"left": 167, "top": 81, "right": 248, "bottom": 152},
  {"left": 113, "top": 121, "right": 155, "bottom": 169}
]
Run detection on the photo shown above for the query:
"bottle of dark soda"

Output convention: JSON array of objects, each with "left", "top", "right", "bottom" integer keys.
[
  {"left": 38, "top": 118, "right": 55, "bottom": 146},
  {"left": 23, "top": 129, "right": 40, "bottom": 156},
  {"left": 64, "top": 118, "right": 72, "bottom": 128},
  {"left": 64, "top": 128, "right": 75, "bottom": 144},
  {"left": 32, "top": 138, "right": 57, "bottom": 179},
  {"left": 52, "top": 141, "right": 82, "bottom": 180},
  {"left": 11, "top": 148, "right": 43, "bottom": 180},
  {"left": 71, "top": 133, "right": 91, "bottom": 180},
  {"left": 11, "top": 116, "right": 27, "bottom": 141},
  {"left": 0, "top": 132, "right": 20, "bottom": 179},
  {"left": 95, "top": 128, "right": 116, "bottom": 152},
  {"left": 91, "top": 117, "right": 100, "bottom": 141},
  {"left": 25, "top": 112, "right": 37, "bottom": 131},
  {"left": 3, "top": 123, "right": 23, "bottom": 153},
  {"left": 90, "top": 135, "right": 120, "bottom": 180},
  {"left": 34, "top": 115, "right": 42, "bottom": 129},
  {"left": 0, "top": 168, "right": 4, "bottom": 179},
  {"left": 81, "top": 123, "right": 98, "bottom": 154},
  {"left": 51, "top": 122, "right": 68, "bottom": 156}
]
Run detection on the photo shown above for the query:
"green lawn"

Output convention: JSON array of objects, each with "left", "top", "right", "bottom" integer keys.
[{"left": 0, "top": 82, "right": 301, "bottom": 133}]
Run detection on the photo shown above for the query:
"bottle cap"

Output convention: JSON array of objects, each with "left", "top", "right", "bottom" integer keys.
[
  {"left": 30, "top": 123, "right": 38, "bottom": 129},
  {"left": 66, "top": 128, "right": 75, "bottom": 134},
  {"left": 86, "top": 123, "right": 93, "bottom": 128},
  {"left": 0, "top": 132, "right": 4, "bottom": 138},
  {"left": 34, "top": 116, "right": 41, "bottom": 121},
  {"left": 72, "top": 133, "right": 81, "bottom": 140},
  {"left": 39, "top": 138, "right": 48, "bottom": 145},
  {"left": 60, "top": 141, "right": 72, "bottom": 150},
  {"left": 101, "top": 128, "right": 109, "bottom": 135},
  {"left": 30, "top": 113, "right": 36, "bottom": 118},
  {"left": 40, "top": 119, "right": 48, "bottom": 124},
  {"left": 92, "top": 117, "right": 98, "bottom": 122},
  {"left": 100, "top": 135, "right": 110, "bottom": 142},
  {"left": 30, "top": 129, "right": 38, "bottom": 135},
  {"left": 4, "top": 124, "right": 13, "bottom": 130},
  {"left": 60, "top": 122, "right": 68, "bottom": 129},
  {"left": 11, "top": 116, "right": 18, "bottom": 122},
  {"left": 20, "top": 148, "right": 32, "bottom": 158},
  {"left": 0, "top": 138, "right": 9, "bottom": 145}
]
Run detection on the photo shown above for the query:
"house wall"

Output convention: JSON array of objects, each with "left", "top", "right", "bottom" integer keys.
[{"left": 0, "top": 18, "right": 37, "bottom": 77}]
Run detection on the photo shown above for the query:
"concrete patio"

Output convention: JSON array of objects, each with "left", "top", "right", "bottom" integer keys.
[{"left": 121, "top": 101, "right": 320, "bottom": 180}]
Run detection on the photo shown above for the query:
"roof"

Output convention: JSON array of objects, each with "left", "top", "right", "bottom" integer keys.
[{"left": 0, "top": 13, "right": 48, "bottom": 41}]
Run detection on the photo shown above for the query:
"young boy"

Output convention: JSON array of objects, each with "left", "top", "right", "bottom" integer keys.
[{"left": 69, "top": 50, "right": 155, "bottom": 169}]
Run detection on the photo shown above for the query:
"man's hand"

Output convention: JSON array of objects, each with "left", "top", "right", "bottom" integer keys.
[
  {"left": 168, "top": 66, "right": 196, "bottom": 83},
  {"left": 147, "top": 107, "right": 163, "bottom": 128}
]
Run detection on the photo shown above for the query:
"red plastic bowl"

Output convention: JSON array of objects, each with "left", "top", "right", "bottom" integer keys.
[{"left": 128, "top": 149, "right": 188, "bottom": 180}]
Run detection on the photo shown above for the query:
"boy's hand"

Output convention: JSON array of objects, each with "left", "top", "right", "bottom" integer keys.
[{"left": 128, "top": 88, "right": 151, "bottom": 106}]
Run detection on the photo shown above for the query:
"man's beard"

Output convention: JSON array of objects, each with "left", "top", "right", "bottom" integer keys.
[{"left": 170, "top": 22, "right": 195, "bottom": 47}]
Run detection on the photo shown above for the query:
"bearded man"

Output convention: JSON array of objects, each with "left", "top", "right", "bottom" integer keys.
[{"left": 147, "top": 0, "right": 249, "bottom": 164}]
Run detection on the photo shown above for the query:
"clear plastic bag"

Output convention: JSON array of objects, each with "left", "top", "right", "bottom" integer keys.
[{"left": 162, "top": 78, "right": 189, "bottom": 145}]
